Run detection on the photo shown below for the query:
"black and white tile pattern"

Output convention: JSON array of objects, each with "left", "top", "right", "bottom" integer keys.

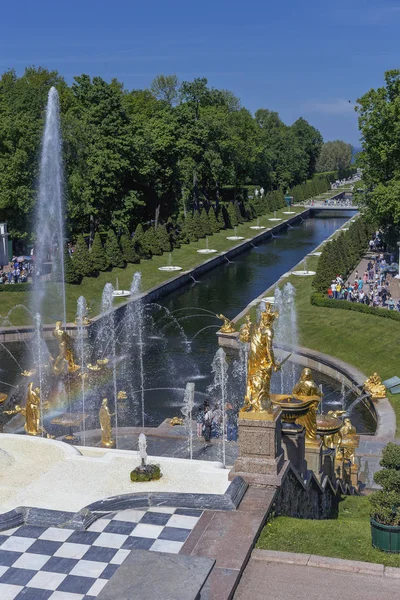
[{"left": 0, "top": 507, "right": 202, "bottom": 599}]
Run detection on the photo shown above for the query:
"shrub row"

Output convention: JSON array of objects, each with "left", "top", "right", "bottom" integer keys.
[
  {"left": 310, "top": 293, "right": 400, "bottom": 322},
  {"left": 0, "top": 283, "right": 32, "bottom": 292},
  {"left": 65, "top": 178, "right": 327, "bottom": 284},
  {"left": 312, "top": 217, "right": 376, "bottom": 294}
]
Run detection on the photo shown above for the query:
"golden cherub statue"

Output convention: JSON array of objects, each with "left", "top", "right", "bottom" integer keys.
[
  {"left": 292, "top": 368, "right": 322, "bottom": 398},
  {"left": 364, "top": 373, "right": 387, "bottom": 398},
  {"left": 239, "top": 315, "right": 252, "bottom": 343},
  {"left": 52, "top": 321, "right": 80, "bottom": 375},
  {"left": 216, "top": 314, "right": 236, "bottom": 334},
  {"left": 99, "top": 398, "right": 115, "bottom": 448},
  {"left": 241, "top": 303, "right": 281, "bottom": 414},
  {"left": 338, "top": 417, "right": 359, "bottom": 466}
]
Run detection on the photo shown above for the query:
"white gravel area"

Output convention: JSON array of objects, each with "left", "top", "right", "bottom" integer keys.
[{"left": 0, "top": 435, "right": 230, "bottom": 513}]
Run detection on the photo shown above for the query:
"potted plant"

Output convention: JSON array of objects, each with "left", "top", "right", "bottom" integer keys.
[{"left": 370, "top": 442, "right": 400, "bottom": 553}]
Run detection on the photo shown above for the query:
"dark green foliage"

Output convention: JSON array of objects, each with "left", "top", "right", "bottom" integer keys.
[
  {"left": 90, "top": 232, "right": 108, "bottom": 271},
  {"left": 226, "top": 203, "right": 238, "bottom": 228},
  {"left": 370, "top": 443, "right": 400, "bottom": 526},
  {"left": 120, "top": 233, "right": 139, "bottom": 263},
  {"left": 0, "top": 283, "right": 32, "bottom": 292},
  {"left": 105, "top": 229, "right": 124, "bottom": 268},
  {"left": 144, "top": 226, "right": 162, "bottom": 255},
  {"left": 217, "top": 208, "right": 226, "bottom": 230},
  {"left": 310, "top": 293, "right": 400, "bottom": 322},
  {"left": 64, "top": 247, "right": 81, "bottom": 284},
  {"left": 193, "top": 211, "right": 205, "bottom": 238},
  {"left": 130, "top": 463, "right": 162, "bottom": 482},
  {"left": 166, "top": 217, "right": 179, "bottom": 248},
  {"left": 200, "top": 209, "right": 213, "bottom": 236},
  {"left": 73, "top": 235, "right": 93, "bottom": 277},
  {"left": 208, "top": 208, "right": 220, "bottom": 233},
  {"left": 156, "top": 224, "right": 171, "bottom": 253},
  {"left": 133, "top": 224, "right": 148, "bottom": 257}
]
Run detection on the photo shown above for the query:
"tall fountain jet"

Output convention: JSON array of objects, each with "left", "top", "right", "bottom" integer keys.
[{"left": 33, "top": 87, "right": 66, "bottom": 326}]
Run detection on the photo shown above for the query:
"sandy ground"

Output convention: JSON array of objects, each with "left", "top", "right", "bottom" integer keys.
[{"left": 0, "top": 435, "right": 229, "bottom": 513}]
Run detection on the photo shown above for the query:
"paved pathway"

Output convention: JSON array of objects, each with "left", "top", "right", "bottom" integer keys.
[
  {"left": 349, "top": 252, "right": 400, "bottom": 303},
  {"left": 234, "top": 558, "right": 400, "bottom": 600}
]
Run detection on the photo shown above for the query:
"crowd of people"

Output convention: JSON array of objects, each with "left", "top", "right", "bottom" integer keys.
[
  {"left": 0, "top": 256, "right": 34, "bottom": 284},
  {"left": 327, "top": 232, "right": 400, "bottom": 311},
  {"left": 196, "top": 400, "right": 238, "bottom": 447}
]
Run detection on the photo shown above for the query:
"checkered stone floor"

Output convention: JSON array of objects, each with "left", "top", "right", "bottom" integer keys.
[{"left": 0, "top": 506, "right": 202, "bottom": 599}]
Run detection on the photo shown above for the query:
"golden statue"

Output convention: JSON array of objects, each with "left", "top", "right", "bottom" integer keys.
[
  {"left": 216, "top": 314, "right": 236, "bottom": 334},
  {"left": 99, "top": 398, "right": 115, "bottom": 448},
  {"left": 5, "top": 383, "right": 49, "bottom": 436},
  {"left": 52, "top": 322, "right": 80, "bottom": 375},
  {"left": 364, "top": 373, "right": 387, "bottom": 398},
  {"left": 241, "top": 303, "right": 281, "bottom": 414},
  {"left": 239, "top": 315, "right": 252, "bottom": 343},
  {"left": 292, "top": 368, "right": 322, "bottom": 398},
  {"left": 170, "top": 416, "right": 184, "bottom": 426},
  {"left": 341, "top": 417, "right": 356, "bottom": 438},
  {"left": 117, "top": 390, "right": 127, "bottom": 400},
  {"left": 323, "top": 410, "right": 346, "bottom": 449}
]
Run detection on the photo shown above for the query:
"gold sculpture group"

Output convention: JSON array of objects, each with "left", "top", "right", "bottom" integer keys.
[
  {"left": 238, "top": 304, "right": 361, "bottom": 475},
  {"left": 2, "top": 322, "right": 119, "bottom": 447}
]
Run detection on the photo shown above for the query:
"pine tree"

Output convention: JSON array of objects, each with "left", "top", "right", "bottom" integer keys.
[
  {"left": 208, "top": 208, "right": 219, "bottom": 233},
  {"left": 200, "top": 209, "right": 212, "bottom": 236},
  {"left": 144, "top": 226, "right": 162, "bottom": 255},
  {"left": 156, "top": 224, "right": 171, "bottom": 253},
  {"left": 227, "top": 203, "right": 238, "bottom": 228},
  {"left": 234, "top": 201, "right": 243, "bottom": 224},
  {"left": 167, "top": 217, "right": 179, "bottom": 248},
  {"left": 219, "top": 207, "right": 228, "bottom": 229},
  {"left": 193, "top": 211, "right": 205, "bottom": 238},
  {"left": 64, "top": 247, "right": 81, "bottom": 284},
  {"left": 90, "top": 232, "right": 108, "bottom": 271},
  {"left": 133, "top": 224, "right": 147, "bottom": 257},
  {"left": 120, "top": 233, "right": 139, "bottom": 263},
  {"left": 73, "top": 235, "right": 93, "bottom": 277},
  {"left": 105, "top": 229, "right": 124, "bottom": 268}
]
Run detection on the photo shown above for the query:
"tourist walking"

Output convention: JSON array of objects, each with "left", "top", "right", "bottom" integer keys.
[{"left": 202, "top": 403, "right": 213, "bottom": 447}]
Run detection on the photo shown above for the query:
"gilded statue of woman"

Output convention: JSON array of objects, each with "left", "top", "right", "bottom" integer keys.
[
  {"left": 99, "top": 398, "right": 115, "bottom": 448},
  {"left": 292, "top": 368, "right": 322, "bottom": 398},
  {"left": 52, "top": 321, "right": 80, "bottom": 375},
  {"left": 241, "top": 303, "right": 281, "bottom": 413}
]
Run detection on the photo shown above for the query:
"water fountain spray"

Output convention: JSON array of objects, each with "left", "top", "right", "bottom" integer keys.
[
  {"left": 33, "top": 87, "right": 66, "bottom": 326},
  {"left": 181, "top": 382, "right": 195, "bottom": 460},
  {"left": 208, "top": 348, "right": 228, "bottom": 468}
]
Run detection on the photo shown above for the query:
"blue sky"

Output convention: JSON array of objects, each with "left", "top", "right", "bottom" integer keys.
[{"left": 1, "top": 0, "right": 399, "bottom": 145}]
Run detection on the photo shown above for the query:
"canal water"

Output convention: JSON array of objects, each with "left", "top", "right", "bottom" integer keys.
[{"left": 1, "top": 210, "right": 375, "bottom": 436}]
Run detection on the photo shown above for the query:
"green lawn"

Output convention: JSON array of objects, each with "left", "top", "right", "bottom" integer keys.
[
  {"left": 256, "top": 496, "right": 400, "bottom": 567},
  {"left": 0, "top": 206, "right": 305, "bottom": 326}
]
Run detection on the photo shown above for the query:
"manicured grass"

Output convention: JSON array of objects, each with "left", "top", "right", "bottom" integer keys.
[
  {"left": 256, "top": 496, "right": 400, "bottom": 567},
  {"left": 0, "top": 207, "right": 304, "bottom": 326}
]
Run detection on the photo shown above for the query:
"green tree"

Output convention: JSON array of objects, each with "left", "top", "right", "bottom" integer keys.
[
  {"left": 64, "top": 247, "right": 81, "bottom": 284},
  {"left": 208, "top": 207, "right": 219, "bottom": 233},
  {"left": 156, "top": 224, "right": 171, "bottom": 253},
  {"left": 90, "top": 232, "right": 108, "bottom": 271},
  {"left": 316, "top": 140, "right": 352, "bottom": 173},
  {"left": 105, "top": 229, "right": 124, "bottom": 268},
  {"left": 73, "top": 235, "right": 92, "bottom": 277},
  {"left": 120, "top": 233, "right": 139, "bottom": 263},
  {"left": 150, "top": 74, "right": 179, "bottom": 106},
  {"left": 291, "top": 117, "right": 323, "bottom": 178}
]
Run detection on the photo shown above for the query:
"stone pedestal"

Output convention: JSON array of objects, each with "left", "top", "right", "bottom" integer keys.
[
  {"left": 321, "top": 448, "right": 335, "bottom": 480},
  {"left": 281, "top": 424, "right": 306, "bottom": 476},
  {"left": 305, "top": 440, "right": 323, "bottom": 476},
  {"left": 229, "top": 408, "right": 284, "bottom": 486}
]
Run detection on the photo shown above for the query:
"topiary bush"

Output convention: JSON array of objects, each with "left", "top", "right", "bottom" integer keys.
[
  {"left": 370, "top": 443, "right": 400, "bottom": 526},
  {"left": 105, "top": 229, "right": 124, "bottom": 268},
  {"left": 64, "top": 247, "right": 81, "bottom": 284},
  {"left": 310, "top": 293, "right": 400, "bottom": 322},
  {"left": 130, "top": 463, "right": 162, "bottom": 482},
  {"left": 73, "top": 235, "right": 93, "bottom": 277},
  {"left": 90, "top": 232, "right": 108, "bottom": 271}
]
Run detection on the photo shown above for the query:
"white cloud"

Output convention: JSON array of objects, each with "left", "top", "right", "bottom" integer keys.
[{"left": 307, "top": 99, "right": 356, "bottom": 115}]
